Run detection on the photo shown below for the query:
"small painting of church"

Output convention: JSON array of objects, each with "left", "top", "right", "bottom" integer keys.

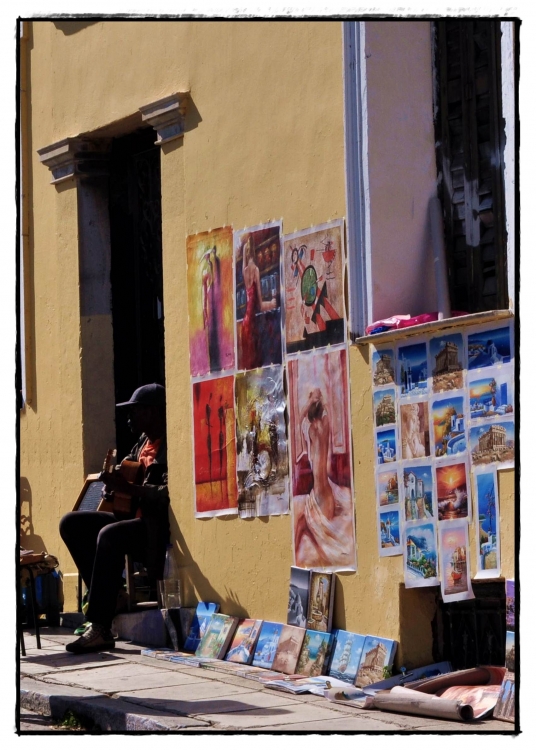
[
  {"left": 467, "top": 325, "right": 512, "bottom": 370},
  {"left": 376, "top": 428, "right": 397, "bottom": 465}
]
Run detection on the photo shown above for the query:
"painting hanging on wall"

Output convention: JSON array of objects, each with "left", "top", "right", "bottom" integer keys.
[
  {"left": 439, "top": 519, "right": 474, "bottom": 602},
  {"left": 186, "top": 227, "right": 235, "bottom": 377},
  {"left": 377, "top": 467, "right": 399, "bottom": 507},
  {"left": 397, "top": 340, "right": 428, "bottom": 397},
  {"left": 468, "top": 366, "right": 514, "bottom": 422},
  {"left": 235, "top": 365, "right": 289, "bottom": 518},
  {"left": 377, "top": 507, "right": 402, "bottom": 557},
  {"left": 469, "top": 418, "right": 515, "bottom": 468},
  {"left": 234, "top": 221, "right": 283, "bottom": 371},
  {"left": 283, "top": 220, "right": 346, "bottom": 354},
  {"left": 402, "top": 520, "right": 439, "bottom": 588},
  {"left": 399, "top": 401, "right": 430, "bottom": 460},
  {"left": 191, "top": 375, "right": 238, "bottom": 517},
  {"left": 431, "top": 394, "right": 467, "bottom": 458},
  {"left": 474, "top": 468, "right": 500, "bottom": 578},
  {"left": 435, "top": 459, "right": 471, "bottom": 522},
  {"left": 467, "top": 323, "right": 513, "bottom": 370},
  {"left": 403, "top": 464, "right": 434, "bottom": 521},
  {"left": 288, "top": 347, "right": 356, "bottom": 571},
  {"left": 429, "top": 332, "right": 465, "bottom": 393}
]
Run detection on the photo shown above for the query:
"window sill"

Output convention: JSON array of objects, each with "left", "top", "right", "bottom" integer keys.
[{"left": 351, "top": 309, "right": 514, "bottom": 347}]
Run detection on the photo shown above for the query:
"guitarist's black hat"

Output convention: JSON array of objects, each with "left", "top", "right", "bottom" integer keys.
[{"left": 116, "top": 383, "right": 166, "bottom": 408}]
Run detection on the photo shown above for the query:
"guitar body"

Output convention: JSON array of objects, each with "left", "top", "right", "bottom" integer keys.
[{"left": 97, "top": 454, "right": 145, "bottom": 516}]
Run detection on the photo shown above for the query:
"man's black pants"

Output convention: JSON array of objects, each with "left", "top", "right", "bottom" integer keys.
[{"left": 59, "top": 512, "right": 148, "bottom": 630}]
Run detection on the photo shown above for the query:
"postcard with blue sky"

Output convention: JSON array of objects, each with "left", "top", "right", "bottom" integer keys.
[
  {"left": 474, "top": 468, "right": 501, "bottom": 579},
  {"left": 469, "top": 418, "right": 515, "bottom": 468},
  {"left": 429, "top": 332, "right": 465, "bottom": 393},
  {"left": 467, "top": 323, "right": 513, "bottom": 370},
  {"left": 328, "top": 631, "right": 366, "bottom": 684},
  {"left": 376, "top": 427, "right": 397, "bottom": 466},
  {"left": 439, "top": 519, "right": 474, "bottom": 603},
  {"left": 378, "top": 508, "right": 402, "bottom": 557},
  {"left": 373, "top": 388, "right": 397, "bottom": 427},
  {"left": 397, "top": 341, "right": 428, "bottom": 397},
  {"left": 252, "top": 621, "right": 284, "bottom": 669},
  {"left": 402, "top": 520, "right": 440, "bottom": 589},
  {"left": 403, "top": 464, "right": 434, "bottom": 521},
  {"left": 377, "top": 466, "right": 399, "bottom": 507},
  {"left": 372, "top": 347, "right": 395, "bottom": 387},
  {"left": 431, "top": 395, "right": 467, "bottom": 458},
  {"left": 468, "top": 365, "right": 514, "bottom": 422}
]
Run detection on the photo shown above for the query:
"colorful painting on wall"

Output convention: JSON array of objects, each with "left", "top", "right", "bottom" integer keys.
[
  {"left": 469, "top": 418, "right": 515, "bottom": 468},
  {"left": 467, "top": 324, "right": 513, "bottom": 370},
  {"left": 252, "top": 621, "right": 284, "bottom": 669},
  {"left": 234, "top": 222, "right": 283, "bottom": 371},
  {"left": 235, "top": 366, "right": 289, "bottom": 518},
  {"left": 377, "top": 467, "right": 399, "bottom": 507},
  {"left": 435, "top": 460, "right": 471, "bottom": 522},
  {"left": 474, "top": 468, "right": 500, "bottom": 578},
  {"left": 186, "top": 227, "right": 235, "bottom": 377},
  {"left": 283, "top": 220, "right": 346, "bottom": 354},
  {"left": 288, "top": 347, "right": 356, "bottom": 571},
  {"left": 400, "top": 401, "right": 430, "bottom": 459},
  {"left": 271, "top": 625, "right": 306, "bottom": 675},
  {"left": 403, "top": 464, "right": 434, "bottom": 521},
  {"left": 372, "top": 347, "right": 396, "bottom": 386},
  {"left": 431, "top": 395, "right": 467, "bottom": 457},
  {"left": 376, "top": 427, "right": 397, "bottom": 466},
  {"left": 468, "top": 366, "right": 514, "bottom": 422},
  {"left": 295, "top": 630, "right": 332, "bottom": 677},
  {"left": 374, "top": 388, "right": 397, "bottom": 427},
  {"left": 429, "top": 332, "right": 465, "bottom": 393},
  {"left": 378, "top": 508, "right": 402, "bottom": 557},
  {"left": 355, "top": 635, "right": 397, "bottom": 688},
  {"left": 439, "top": 520, "right": 474, "bottom": 602},
  {"left": 402, "top": 520, "right": 439, "bottom": 588},
  {"left": 398, "top": 341, "right": 428, "bottom": 397},
  {"left": 191, "top": 375, "right": 238, "bottom": 517},
  {"left": 225, "top": 619, "right": 263, "bottom": 664}
]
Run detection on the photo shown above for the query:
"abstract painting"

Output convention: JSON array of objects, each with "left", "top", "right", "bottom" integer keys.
[
  {"left": 288, "top": 347, "right": 356, "bottom": 571},
  {"left": 234, "top": 221, "right": 283, "bottom": 371},
  {"left": 192, "top": 375, "right": 238, "bottom": 517},
  {"left": 283, "top": 220, "right": 346, "bottom": 354},
  {"left": 235, "top": 366, "right": 289, "bottom": 517},
  {"left": 186, "top": 227, "right": 235, "bottom": 377}
]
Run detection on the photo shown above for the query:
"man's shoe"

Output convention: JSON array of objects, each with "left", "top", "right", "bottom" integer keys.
[{"left": 65, "top": 623, "right": 115, "bottom": 654}]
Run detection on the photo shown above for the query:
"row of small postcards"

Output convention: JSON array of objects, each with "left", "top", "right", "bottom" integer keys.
[{"left": 371, "top": 319, "right": 515, "bottom": 603}]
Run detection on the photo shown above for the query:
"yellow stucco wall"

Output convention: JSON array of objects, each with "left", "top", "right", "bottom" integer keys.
[{"left": 20, "top": 20, "right": 515, "bottom": 669}]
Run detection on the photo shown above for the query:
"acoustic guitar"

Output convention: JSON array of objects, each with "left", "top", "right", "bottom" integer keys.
[{"left": 97, "top": 449, "right": 145, "bottom": 515}]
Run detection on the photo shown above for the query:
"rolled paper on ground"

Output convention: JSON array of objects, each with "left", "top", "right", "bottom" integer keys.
[{"left": 373, "top": 686, "right": 474, "bottom": 722}]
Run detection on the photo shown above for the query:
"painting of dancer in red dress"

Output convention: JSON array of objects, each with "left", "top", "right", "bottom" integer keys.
[{"left": 235, "top": 222, "right": 283, "bottom": 371}]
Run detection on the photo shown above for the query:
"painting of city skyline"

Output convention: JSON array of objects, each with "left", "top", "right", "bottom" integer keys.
[
  {"left": 402, "top": 520, "right": 439, "bottom": 588},
  {"left": 429, "top": 332, "right": 465, "bottom": 393},
  {"left": 403, "top": 465, "right": 434, "bottom": 521},
  {"left": 376, "top": 427, "right": 397, "bottom": 465},
  {"left": 439, "top": 521, "right": 474, "bottom": 602},
  {"left": 469, "top": 419, "right": 515, "bottom": 467},
  {"left": 475, "top": 469, "right": 500, "bottom": 576},
  {"left": 378, "top": 508, "right": 402, "bottom": 557},
  {"left": 431, "top": 395, "right": 466, "bottom": 457},
  {"left": 467, "top": 325, "right": 512, "bottom": 370},
  {"left": 377, "top": 467, "right": 399, "bottom": 506},
  {"left": 468, "top": 368, "right": 514, "bottom": 421},
  {"left": 398, "top": 341, "right": 428, "bottom": 396},
  {"left": 435, "top": 461, "right": 470, "bottom": 522},
  {"left": 372, "top": 348, "right": 395, "bottom": 386},
  {"left": 374, "top": 388, "right": 396, "bottom": 427}
]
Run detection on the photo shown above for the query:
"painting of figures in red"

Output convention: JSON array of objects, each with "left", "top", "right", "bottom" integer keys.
[
  {"left": 192, "top": 376, "right": 238, "bottom": 517},
  {"left": 288, "top": 347, "right": 356, "bottom": 571},
  {"left": 186, "top": 227, "right": 235, "bottom": 378}
]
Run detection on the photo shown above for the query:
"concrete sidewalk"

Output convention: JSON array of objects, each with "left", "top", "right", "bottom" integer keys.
[{"left": 19, "top": 627, "right": 514, "bottom": 733}]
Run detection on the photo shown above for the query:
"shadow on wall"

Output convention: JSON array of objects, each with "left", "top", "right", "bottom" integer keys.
[
  {"left": 169, "top": 514, "right": 249, "bottom": 618},
  {"left": 53, "top": 22, "right": 98, "bottom": 35},
  {"left": 20, "top": 476, "right": 48, "bottom": 554},
  {"left": 398, "top": 583, "right": 438, "bottom": 670}
]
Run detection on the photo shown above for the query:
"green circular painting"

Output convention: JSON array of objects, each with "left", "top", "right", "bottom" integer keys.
[{"left": 301, "top": 265, "right": 318, "bottom": 306}]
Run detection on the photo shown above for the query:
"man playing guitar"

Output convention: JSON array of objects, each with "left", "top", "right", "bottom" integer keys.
[{"left": 60, "top": 383, "right": 169, "bottom": 654}]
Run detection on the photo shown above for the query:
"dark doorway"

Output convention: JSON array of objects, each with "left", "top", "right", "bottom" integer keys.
[{"left": 109, "top": 128, "right": 165, "bottom": 457}]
